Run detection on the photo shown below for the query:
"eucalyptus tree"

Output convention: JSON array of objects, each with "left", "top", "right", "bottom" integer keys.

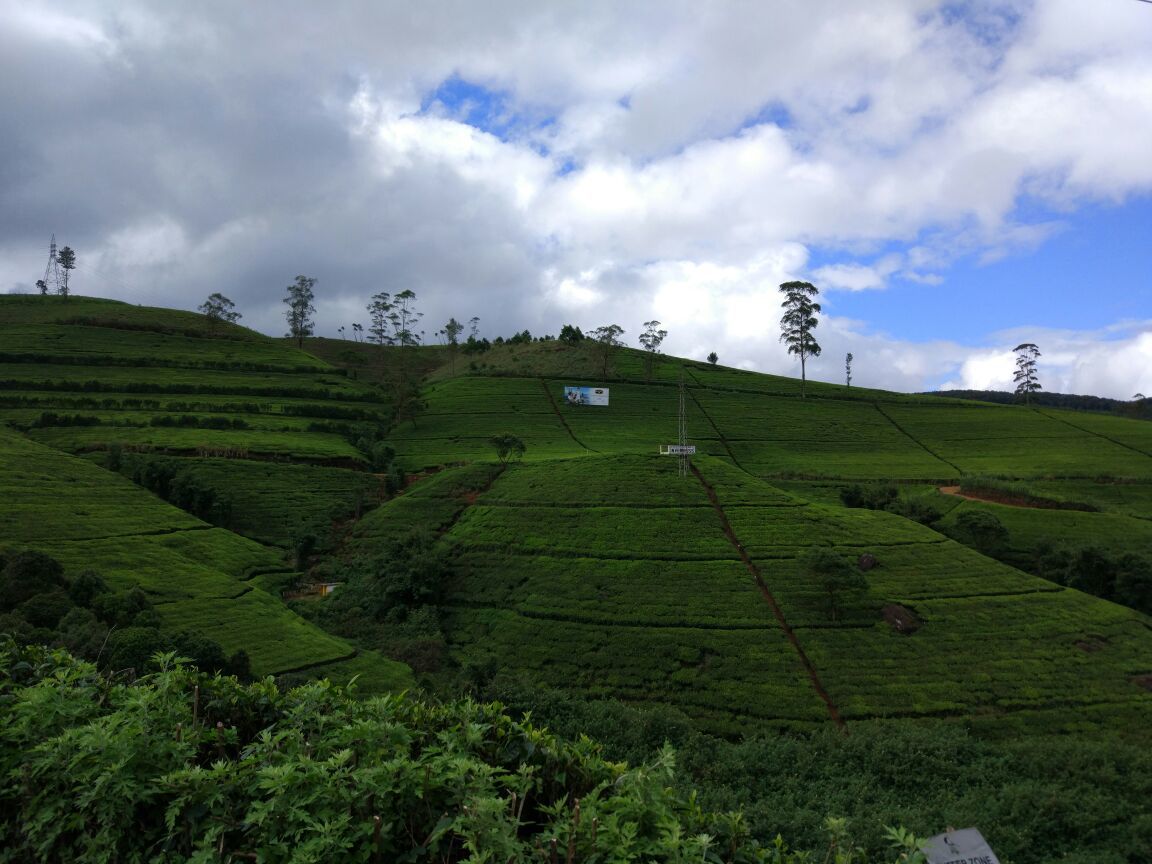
[
  {"left": 1013, "top": 343, "right": 1041, "bottom": 404},
  {"left": 638, "top": 320, "right": 668, "bottom": 381},
  {"left": 441, "top": 317, "right": 464, "bottom": 372},
  {"left": 779, "top": 281, "right": 822, "bottom": 398},
  {"left": 283, "top": 275, "right": 316, "bottom": 348},
  {"left": 198, "top": 293, "right": 241, "bottom": 333},
  {"left": 367, "top": 292, "right": 394, "bottom": 346},
  {"left": 590, "top": 324, "right": 625, "bottom": 379},
  {"left": 56, "top": 246, "right": 76, "bottom": 297}
]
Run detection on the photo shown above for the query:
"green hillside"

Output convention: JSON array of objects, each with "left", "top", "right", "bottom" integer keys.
[
  {"left": 0, "top": 295, "right": 410, "bottom": 690},
  {"left": 3, "top": 295, "right": 1152, "bottom": 738},
  {"left": 363, "top": 339, "right": 1152, "bottom": 738}
]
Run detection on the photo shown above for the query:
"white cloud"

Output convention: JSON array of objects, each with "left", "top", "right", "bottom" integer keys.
[{"left": 3, "top": 1, "right": 1151, "bottom": 403}]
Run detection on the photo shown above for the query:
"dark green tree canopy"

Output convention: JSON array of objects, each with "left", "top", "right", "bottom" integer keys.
[
  {"left": 779, "top": 281, "right": 822, "bottom": 396},
  {"left": 284, "top": 275, "right": 317, "bottom": 348},
  {"left": 198, "top": 292, "right": 241, "bottom": 328},
  {"left": 1013, "top": 342, "right": 1041, "bottom": 403},
  {"left": 559, "top": 324, "right": 584, "bottom": 345},
  {"left": 801, "top": 545, "right": 868, "bottom": 622},
  {"left": 56, "top": 246, "right": 76, "bottom": 297},
  {"left": 590, "top": 324, "right": 625, "bottom": 378},
  {"left": 489, "top": 432, "right": 526, "bottom": 464},
  {"left": 639, "top": 320, "right": 667, "bottom": 380}
]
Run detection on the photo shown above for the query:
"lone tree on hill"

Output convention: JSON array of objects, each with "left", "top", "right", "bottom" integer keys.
[
  {"left": 707, "top": 351, "right": 718, "bottom": 365},
  {"left": 284, "top": 275, "right": 317, "bottom": 348},
  {"left": 1013, "top": 342, "right": 1041, "bottom": 403},
  {"left": 779, "top": 281, "right": 822, "bottom": 398},
  {"left": 198, "top": 293, "right": 241, "bottom": 332},
  {"left": 638, "top": 319, "right": 668, "bottom": 381},
  {"left": 489, "top": 432, "right": 526, "bottom": 465},
  {"left": 56, "top": 246, "right": 76, "bottom": 297},
  {"left": 845, "top": 352, "right": 853, "bottom": 388},
  {"left": 440, "top": 317, "right": 464, "bottom": 373},
  {"left": 367, "top": 292, "right": 394, "bottom": 346},
  {"left": 388, "top": 290, "right": 423, "bottom": 348},
  {"left": 801, "top": 545, "right": 868, "bottom": 623},
  {"left": 36, "top": 279, "right": 48, "bottom": 296},
  {"left": 590, "top": 324, "right": 625, "bottom": 379}
]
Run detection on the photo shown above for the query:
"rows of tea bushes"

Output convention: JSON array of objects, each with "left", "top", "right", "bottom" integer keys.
[{"left": 0, "top": 417, "right": 362, "bottom": 676}]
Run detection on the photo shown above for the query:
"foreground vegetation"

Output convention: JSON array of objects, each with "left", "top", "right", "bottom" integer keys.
[{"left": 0, "top": 641, "right": 935, "bottom": 863}]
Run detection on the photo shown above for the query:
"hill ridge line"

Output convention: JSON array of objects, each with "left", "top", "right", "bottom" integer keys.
[{"left": 690, "top": 461, "right": 846, "bottom": 730}]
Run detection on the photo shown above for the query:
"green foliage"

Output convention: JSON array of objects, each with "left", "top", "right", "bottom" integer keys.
[
  {"left": 198, "top": 292, "right": 242, "bottom": 330},
  {"left": 284, "top": 274, "right": 317, "bottom": 347},
  {"left": 952, "top": 509, "right": 1010, "bottom": 556},
  {"left": 0, "top": 642, "right": 851, "bottom": 863},
  {"left": 488, "top": 432, "right": 526, "bottom": 464},
  {"left": 840, "top": 484, "right": 899, "bottom": 510},
  {"left": 800, "top": 546, "right": 869, "bottom": 622},
  {"left": 589, "top": 323, "right": 625, "bottom": 378},
  {"left": 559, "top": 323, "right": 584, "bottom": 344},
  {"left": 779, "top": 281, "right": 822, "bottom": 395},
  {"left": 1013, "top": 342, "right": 1042, "bottom": 402}
]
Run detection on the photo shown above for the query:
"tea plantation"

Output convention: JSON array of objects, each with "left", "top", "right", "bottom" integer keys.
[{"left": 4, "top": 294, "right": 1152, "bottom": 861}]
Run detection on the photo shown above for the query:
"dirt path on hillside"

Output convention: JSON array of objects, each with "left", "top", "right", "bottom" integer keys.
[
  {"left": 938, "top": 486, "right": 1054, "bottom": 509},
  {"left": 690, "top": 462, "right": 846, "bottom": 730}
]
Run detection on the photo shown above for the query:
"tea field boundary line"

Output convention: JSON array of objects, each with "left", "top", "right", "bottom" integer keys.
[
  {"left": 441, "top": 601, "right": 779, "bottom": 630},
  {"left": 836, "top": 696, "right": 1151, "bottom": 724},
  {"left": 872, "top": 402, "right": 964, "bottom": 476},
  {"left": 36, "top": 524, "right": 217, "bottom": 542},
  {"left": 1035, "top": 408, "right": 1152, "bottom": 460},
  {"left": 539, "top": 378, "right": 598, "bottom": 453},
  {"left": 690, "top": 461, "right": 846, "bottom": 730},
  {"left": 684, "top": 385, "right": 743, "bottom": 468}
]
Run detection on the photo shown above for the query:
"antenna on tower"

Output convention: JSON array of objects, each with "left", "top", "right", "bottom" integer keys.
[
  {"left": 659, "top": 364, "right": 695, "bottom": 476},
  {"left": 41, "top": 234, "right": 63, "bottom": 295},
  {"left": 677, "top": 366, "right": 690, "bottom": 477}
]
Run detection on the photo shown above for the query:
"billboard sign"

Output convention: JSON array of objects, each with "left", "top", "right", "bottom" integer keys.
[
  {"left": 660, "top": 445, "right": 696, "bottom": 455},
  {"left": 924, "top": 828, "right": 1000, "bottom": 864},
  {"left": 564, "top": 386, "right": 610, "bottom": 406}
]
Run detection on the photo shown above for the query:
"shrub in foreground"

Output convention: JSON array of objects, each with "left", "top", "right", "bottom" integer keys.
[{"left": 0, "top": 640, "right": 928, "bottom": 863}]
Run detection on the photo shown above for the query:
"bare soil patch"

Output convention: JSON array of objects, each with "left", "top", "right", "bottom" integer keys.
[
  {"left": 1074, "top": 635, "right": 1111, "bottom": 653},
  {"left": 938, "top": 485, "right": 1090, "bottom": 510},
  {"left": 1133, "top": 674, "right": 1152, "bottom": 692},
  {"left": 882, "top": 604, "right": 922, "bottom": 635}
]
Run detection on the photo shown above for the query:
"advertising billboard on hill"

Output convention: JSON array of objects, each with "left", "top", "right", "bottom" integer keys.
[{"left": 564, "top": 386, "right": 609, "bottom": 406}]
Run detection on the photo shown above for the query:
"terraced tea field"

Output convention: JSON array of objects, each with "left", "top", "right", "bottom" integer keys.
[
  {"left": 0, "top": 425, "right": 354, "bottom": 672},
  {"left": 357, "top": 454, "right": 1152, "bottom": 737},
  {"left": 366, "top": 359, "right": 1152, "bottom": 737},
  {"left": 5, "top": 295, "right": 1152, "bottom": 740}
]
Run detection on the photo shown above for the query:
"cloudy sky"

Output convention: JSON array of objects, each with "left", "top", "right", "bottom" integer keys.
[{"left": 2, "top": 0, "right": 1150, "bottom": 398}]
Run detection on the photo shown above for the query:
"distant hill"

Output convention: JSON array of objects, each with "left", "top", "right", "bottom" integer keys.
[{"left": 926, "top": 388, "right": 1151, "bottom": 419}]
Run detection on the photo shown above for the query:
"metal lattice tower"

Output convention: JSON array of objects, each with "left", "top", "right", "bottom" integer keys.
[
  {"left": 41, "top": 235, "right": 63, "bottom": 295},
  {"left": 677, "top": 367, "right": 689, "bottom": 477}
]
